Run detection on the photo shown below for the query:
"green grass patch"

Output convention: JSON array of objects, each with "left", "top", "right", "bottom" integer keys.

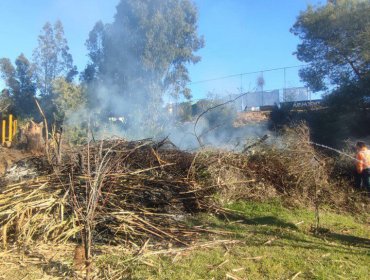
[
  {"left": 6, "top": 200, "right": 366, "bottom": 279},
  {"left": 111, "top": 200, "right": 370, "bottom": 279}
]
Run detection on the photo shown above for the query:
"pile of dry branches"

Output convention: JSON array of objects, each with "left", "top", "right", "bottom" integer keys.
[
  {"left": 0, "top": 138, "right": 226, "bottom": 249},
  {"left": 0, "top": 127, "right": 367, "bottom": 251},
  {"left": 247, "top": 125, "right": 367, "bottom": 211}
]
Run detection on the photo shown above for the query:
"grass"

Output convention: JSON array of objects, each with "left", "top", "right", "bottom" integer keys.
[
  {"left": 125, "top": 200, "right": 370, "bottom": 280},
  {"left": 1, "top": 200, "right": 369, "bottom": 279}
]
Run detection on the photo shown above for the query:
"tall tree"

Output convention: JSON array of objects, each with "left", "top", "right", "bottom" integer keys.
[
  {"left": 81, "top": 21, "right": 105, "bottom": 110},
  {"left": 33, "top": 20, "right": 77, "bottom": 97},
  {"left": 83, "top": 0, "right": 204, "bottom": 117},
  {"left": 52, "top": 77, "right": 86, "bottom": 123},
  {"left": 0, "top": 54, "right": 38, "bottom": 118},
  {"left": 14, "top": 54, "right": 38, "bottom": 117},
  {"left": 0, "top": 89, "right": 13, "bottom": 114},
  {"left": 0, "top": 58, "right": 18, "bottom": 93},
  {"left": 291, "top": 0, "right": 370, "bottom": 91},
  {"left": 82, "top": 21, "right": 105, "bottom": 85}
]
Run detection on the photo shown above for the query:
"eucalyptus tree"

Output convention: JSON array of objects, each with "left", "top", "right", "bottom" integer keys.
[
  {"left": 83, "top": 0, "right": 204, "bottom": 120},
  {"left": 33, "top": 20, "right": 77, "bottom": 97},
  {"left": 0, "top": 54, "right": 38, "bottom": 118}
]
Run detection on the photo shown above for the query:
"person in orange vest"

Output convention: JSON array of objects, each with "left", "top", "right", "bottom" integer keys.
[{"left": 355, "top": 141, "right": 370, "bottom": 191}]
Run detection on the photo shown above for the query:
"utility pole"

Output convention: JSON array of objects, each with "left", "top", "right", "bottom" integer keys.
[
  {"left": 240, "top": 74, "right": 244, "bottom": 111},
  {"left": 283, "top": 67, "right": 286, "bottom": 90},
  {"left": 257, "top": 72, "right": 265, "bottom": 106}
]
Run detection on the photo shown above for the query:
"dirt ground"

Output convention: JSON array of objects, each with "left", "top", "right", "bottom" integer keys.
[
  {"left": 0, "top": 147, "right": 33, "bottom": 175},
  {"left": 234, "top": 111, "right": 269, "bottom": 127}
]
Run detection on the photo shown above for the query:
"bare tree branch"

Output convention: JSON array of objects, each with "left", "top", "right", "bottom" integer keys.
[{"left": 193, "top": 92, "right": 249, "bottom": 147}]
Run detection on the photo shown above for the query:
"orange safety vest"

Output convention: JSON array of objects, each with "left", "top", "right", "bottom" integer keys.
[{"left": 356, "top": 147, "right": 370, "bottom": 174}]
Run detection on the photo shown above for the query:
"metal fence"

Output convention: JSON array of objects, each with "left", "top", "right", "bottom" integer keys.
[
  {"left": 283, "top": 87, "right": 311, "bottom": 102},
  {"left": 231, "top": 87, "right": 312, "bottom": 111}
]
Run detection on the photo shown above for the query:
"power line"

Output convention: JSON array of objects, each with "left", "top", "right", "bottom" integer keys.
[{"left": 189, "top": 64, "right": 306, "bottom": 85}]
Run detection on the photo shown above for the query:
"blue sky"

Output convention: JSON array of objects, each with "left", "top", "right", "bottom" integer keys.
[{"left": 0, "top": 0, "right": 324, "bottom": 100}]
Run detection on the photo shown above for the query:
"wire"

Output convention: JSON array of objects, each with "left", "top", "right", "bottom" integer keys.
[{"left": 189, "top": 65, "right": 306, "bottom": 85}]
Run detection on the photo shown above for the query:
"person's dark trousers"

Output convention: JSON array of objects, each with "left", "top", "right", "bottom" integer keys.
[
  {"left": 362, "top": 168, "right": 370, "bottom": 192},
  {"left": 355, "top": 172, "right": 363, "bottom": 189}
]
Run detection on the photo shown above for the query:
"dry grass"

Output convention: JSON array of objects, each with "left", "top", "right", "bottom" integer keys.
[
  {"left": 248, "top": 125, "right": 328, "bottom": 203},
  {"left": 234, "top": 111, "right": 269, "bottom": 127},
  {"left": 0, "top": 124, "right": 368, "bottom": 260},
  {"left": 0, "top": 179, "right": 79, "bottom": 249}
]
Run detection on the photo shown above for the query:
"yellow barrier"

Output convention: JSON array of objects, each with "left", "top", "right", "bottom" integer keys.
[
  {"left": 1, "top": 114, "right": 17, "bottom": 146},
  {"left": 2, "top": 120, "right": 5, "bottom": 145}
]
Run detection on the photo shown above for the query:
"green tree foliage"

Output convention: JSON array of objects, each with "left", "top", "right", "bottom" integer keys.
[
  {"left": 0, "top": 58, "right": 18, "bottom": 92},
  {"left": 82, "top": 21, "right": 105, "bottom": 85},
  {"left": 52, "top": 78, "right": 87, "bottom": 144},
  {"left": 0, "top": 89, "right": 13, "bottom": 114},
  {"left": 52, "top": 78, "right": 86, "bottom": 122},
  {"left": 0, "top": 54, "right": 38, "bottom": 118},
  {"left": 33, "top": 20, "right": 77, "bottom": 97},
  {"left": 291, "top": 0, "right": 370, "bottom": 91},
  {"left": 276, "top": 0, "right": 370, "bottom": 146},
  {"left": 192, "top": 99, "right": 236, "bottom": 128},
  {"left": 175, "top": 101, "right": 193, "bottom": 122},
  {"left": 83, "top": 0, "right": 204, "bottom": 116}
]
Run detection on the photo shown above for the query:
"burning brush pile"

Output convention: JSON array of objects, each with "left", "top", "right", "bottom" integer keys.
[
  {"left": 0, "top": 138, "right": 236, "bottom": 248},
  {"left": 0, "top": 126, "right": 367, "bottom": 250}
]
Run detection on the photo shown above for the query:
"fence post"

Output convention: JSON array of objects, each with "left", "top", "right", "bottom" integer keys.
[
  {"left": 2, "top": 120, "right": 6, "bottom": 145},
  {"left": 8, "top": 114, "right": 13, "bottom": 143},
  {"left": 0, "top": 115, "right": 17, "bottom": 145},
  {"left": 13, "top": 119, "right": 17, "bottom": 136}
]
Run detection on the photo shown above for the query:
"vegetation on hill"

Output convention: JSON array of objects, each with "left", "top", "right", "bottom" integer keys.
[{"left": 270, "top": 0, "right": 370, "bottom": 147}]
